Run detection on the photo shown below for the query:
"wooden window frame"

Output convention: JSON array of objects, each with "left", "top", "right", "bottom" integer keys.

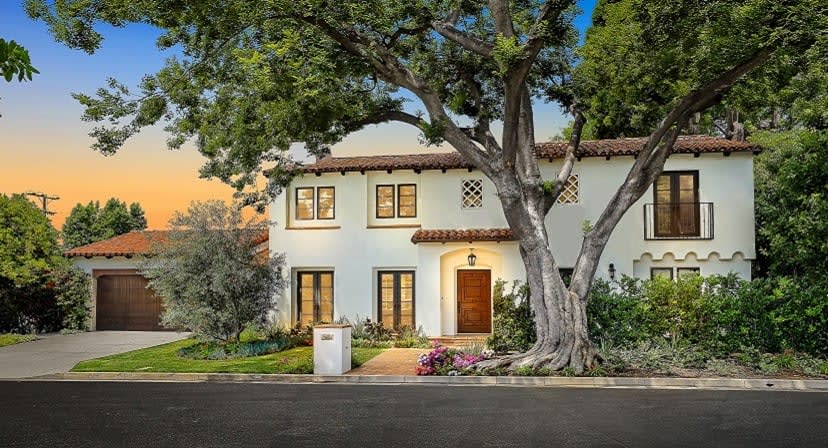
[
  {"left": 650, "top": 267, "right": 674, "bottom": 280},
  {"left": 376, "top": 184, "right": 396, "bottom": 219},
  {"left": 377, "top": 270, "right": 416, "bottom": 330},
  {"left": 316, "top": 186, "right": 336, "bottom": 220},
  {"left": 295, "top": 187, "right": 315, "bottom": 221},
  {"left": 396, "top": 184, "right": 417, "bottom": 218},
  {"left": 296, "top": 271, "right": 334, "bottom": 324},
  {"left": 653, "top": 171, "right": 700, "bottom": 238}
]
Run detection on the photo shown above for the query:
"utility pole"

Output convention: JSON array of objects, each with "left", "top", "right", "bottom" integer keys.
[{"left": 23, "top": 191, "right": 59, "bottom": 216}]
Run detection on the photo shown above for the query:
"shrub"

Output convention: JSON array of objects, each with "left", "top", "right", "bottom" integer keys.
[
  {"left": 588, "top": 274, "right": 828, "bottom": 358},
  {"left": 415, "top": 344, "right": 488, "bottom": 375},
  {"left": 51, "top": 265, "right": 91, "bottom": 331},
  {"left": 487, "top": 280, "right": 535, "bottom": 353}
]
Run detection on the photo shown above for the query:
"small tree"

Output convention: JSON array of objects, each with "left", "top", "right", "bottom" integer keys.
[{"left": 140, "top": 201, "right": 285, "bottom": 342}]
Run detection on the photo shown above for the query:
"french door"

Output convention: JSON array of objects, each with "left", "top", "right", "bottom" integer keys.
[
  {"left": 297, "top": 271, "right": 333, "bottom": 325},
  {"left": 378, "top": 271, "right": 415, "bottom": 330}
]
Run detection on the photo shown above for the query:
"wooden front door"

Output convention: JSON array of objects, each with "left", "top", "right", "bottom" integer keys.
[{"left": 457, "top": 270, "right": 492, "bottom": 333}]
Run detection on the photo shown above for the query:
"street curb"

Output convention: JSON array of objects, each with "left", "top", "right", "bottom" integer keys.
[{"left": 19, "top": 372, "right": 828, "bottom": 391}]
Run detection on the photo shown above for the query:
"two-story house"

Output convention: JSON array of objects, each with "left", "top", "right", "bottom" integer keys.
[{"left": 269, "top": 136, "right": 759, "bottom": 337}]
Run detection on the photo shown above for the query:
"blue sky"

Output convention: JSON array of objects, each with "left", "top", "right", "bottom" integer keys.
[{"left": 0, "top": 1, "right": 597, "bottom": 227}]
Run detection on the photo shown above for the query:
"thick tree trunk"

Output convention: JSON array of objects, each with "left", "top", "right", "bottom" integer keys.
[{"left": 478, "top": 179, "right": 596, "bottom": 373}]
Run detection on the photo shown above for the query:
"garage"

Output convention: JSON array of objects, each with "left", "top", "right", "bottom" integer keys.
[{"left": 95, "top": 273, "right": 165, "bottom": 331}]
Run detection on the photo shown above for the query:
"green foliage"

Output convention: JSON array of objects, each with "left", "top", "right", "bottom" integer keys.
[
  {"left": 51, "top": 264, "right": 91, "bottom": 331},
  {"left": 25, "top": 0, "right": 580, "bottom": 209},
  {"left": 0, "top": 194, "right": 62, "bottom": 286},
  {"left": 575, "top": 0, "right": 827, "bottom": 137},
  {"left": 752, "top": 130, "right": 828, "bottom": 278},
  {"left": 0, "top": 38, "right": 38, "bottom": 82},
  {"left": 139, "top": 200, "right": 286, "bottom": 342},
  {"left": 62, "top": 198, "right": 148, "bottom": 249},
  {"left": 0, "top": 276, "right": 61, "bottom": 333},
  {"left": 0, "top": 333, "right": 37, "bottom": 347},
  {"left": 487, "top": 280, "right": 536, "bottom": 353},
  {"left": 588, "top": 274, "right": 828, "bottom": 358},
  {"left": 343, "top": 316, "right": 430, "bottom": 348}
]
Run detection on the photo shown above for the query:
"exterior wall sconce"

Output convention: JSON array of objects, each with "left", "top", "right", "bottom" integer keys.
[
  {"left": 468, "top": 249, "right": 477, "bottom": 266},
  {"left": 608, "top": 263, "right": 616, "bottom": 280}
]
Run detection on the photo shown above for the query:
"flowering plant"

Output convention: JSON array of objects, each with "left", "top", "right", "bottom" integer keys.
[{"left": 415, "top": 342, "right": 489, "bottom": 375}]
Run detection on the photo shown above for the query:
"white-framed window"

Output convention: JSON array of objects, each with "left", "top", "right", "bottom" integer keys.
[
  {"left": 461, "top": 179, "right": 483, "bottom": 209},
  {"left": 556, "top": 174, "right": 579, "bottom": 204}
]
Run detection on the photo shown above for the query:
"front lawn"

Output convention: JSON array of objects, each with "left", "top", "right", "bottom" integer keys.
[
  {"left": 0, "top": 333, "right": 37, "bottom": 347},
  {"left": 71, "top": 339, "right": 384, "bottom": 374}
]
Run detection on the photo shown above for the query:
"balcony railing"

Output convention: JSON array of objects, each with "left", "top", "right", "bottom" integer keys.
[{"left": 644, "top": 202, "right": 714, "bottom": 240}]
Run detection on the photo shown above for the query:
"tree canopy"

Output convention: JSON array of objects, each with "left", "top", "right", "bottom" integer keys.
[
  {"left": 62, "top": 198, "right": 147, "bottom": 249},
  {"left": 0, "top": 194, "right": 62, "bottom": 286},
  {"left": 752, "top": 130, "right": 828, "bottom": 279},
  {"left": 575, "top": 0, "right": 827, "bottom": 139}
]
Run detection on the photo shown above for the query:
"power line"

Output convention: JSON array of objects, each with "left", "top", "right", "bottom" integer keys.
[{"left": 23, "top": 191, "right": 60, "bottom": 216}]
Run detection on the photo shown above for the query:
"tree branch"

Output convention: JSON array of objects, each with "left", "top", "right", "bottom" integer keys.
[
  {"left": 544, "top": 107, "right": 584, "bottom": 213},
  {"left": 489, "top": 0, "right": 516, "bottom": 37},
  {"left": 298, "top": 13, "right": 494, "bottom": 175},
  {"left": 511, "top": 0, "right": 572, "bottom": 87},
  {"left": 431, "top": 21, "right": 494, "bottom": 57},
  {"left": 352, "top": 110, "right": 425, "bottom": 129}
]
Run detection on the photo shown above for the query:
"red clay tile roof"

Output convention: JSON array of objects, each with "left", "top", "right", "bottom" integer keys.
[
  {"left": 65, "top": 230, "right": 268, "bottom": 258},
  {"left": 411, "top": 228, "right": 515, "bottom": 244},
  {"left": 303, "top": 136, "right": 759, "bottom": 174}
]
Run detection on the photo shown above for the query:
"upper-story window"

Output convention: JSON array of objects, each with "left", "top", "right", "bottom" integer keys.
[
  {"left": 654, "top": 171, "right": 699, "bottom": 237},
  {"left": 556, "top": 174, "right": 579, "bottom": 204},
  {"left": 376, "top": 184, "right": 417, "bottom": 219},
  {"left": 461, "top": 179, "right": 483, "bottom": 209},
  {"left": 295, "top": 186, "right": 335, "bottom": 221}
]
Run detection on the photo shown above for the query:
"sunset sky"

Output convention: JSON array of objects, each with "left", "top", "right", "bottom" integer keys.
[{"left": 0, "top": 1, "right": 595, "bottom": 229}]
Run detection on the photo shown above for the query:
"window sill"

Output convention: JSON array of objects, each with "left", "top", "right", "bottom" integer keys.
[
  {"left": 285, "top": 226, "right": 341, "bottom": 230},
  {"left": 366, "top": 224, "right": 422, "bottom": 229}
]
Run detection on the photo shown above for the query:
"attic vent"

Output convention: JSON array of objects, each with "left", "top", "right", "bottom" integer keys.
[
  {"left": 556, "top": 174, "right": 579, "bottom": 205},
  {"left": 461, "top": 179, "right": 483, "bottom": 209}
]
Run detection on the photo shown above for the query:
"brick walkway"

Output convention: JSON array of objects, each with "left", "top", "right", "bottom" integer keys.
[{"left": 347, "top": 348, "right": 427, "bottom": 375}]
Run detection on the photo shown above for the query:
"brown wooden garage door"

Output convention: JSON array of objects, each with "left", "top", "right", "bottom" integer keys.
[{"left": 96, "top": 274, "right": 165, "bottom": 330}]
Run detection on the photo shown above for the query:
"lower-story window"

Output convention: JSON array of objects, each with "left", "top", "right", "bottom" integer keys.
[
  {"left": 650, "top": 267, "right": 701, "bottom": 280},
  {"left": 297, "top": 271, "right": 333, "bottom": 325},
  {"left": 378, "top": 271, "right": 415, "bottom": 330}
]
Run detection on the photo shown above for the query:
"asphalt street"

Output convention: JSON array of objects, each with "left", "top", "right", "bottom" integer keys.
[{"left": 0, "top": 381, "right": 825, "bottom": 447}]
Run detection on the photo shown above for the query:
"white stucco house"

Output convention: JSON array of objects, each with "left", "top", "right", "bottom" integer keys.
[
  {"left": 269, "top": 136, "right": 759, "bottom": 337},
  {"left": 67, "top": 135, "right": 759, "bottom": 335}
]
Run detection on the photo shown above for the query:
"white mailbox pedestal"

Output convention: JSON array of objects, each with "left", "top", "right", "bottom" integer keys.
[{"left": 313, "top": 324, "right": 352, "bottom": 375}]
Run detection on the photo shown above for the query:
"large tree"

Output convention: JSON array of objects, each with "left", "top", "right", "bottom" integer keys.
[
  {"left": 28, "top": 0, "right": 825, "bottom": 371},
  {"left": 62, "top": 198, "right": 148, "bottom": 249}
]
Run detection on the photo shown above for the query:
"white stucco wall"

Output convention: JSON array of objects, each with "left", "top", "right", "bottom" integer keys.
[{"left": 270, "top": 151, "right": 756, "bottom": 335}]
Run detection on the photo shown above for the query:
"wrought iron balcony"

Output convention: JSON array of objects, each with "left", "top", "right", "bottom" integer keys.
[{"left": 644, "top": 202, "right": 714, "bottom": 240}]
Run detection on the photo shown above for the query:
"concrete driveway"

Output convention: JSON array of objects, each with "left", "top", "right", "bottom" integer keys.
[{"left": 0, "top": 331, "right": 187, "bottom": 379}]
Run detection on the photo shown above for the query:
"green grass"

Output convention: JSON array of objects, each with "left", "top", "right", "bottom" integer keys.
[
  {"left": 0, "top": 333, "right": 37, "bottom": 347},
  {"left": 71, "top": 339, "right": 385, "bottom": 374}
]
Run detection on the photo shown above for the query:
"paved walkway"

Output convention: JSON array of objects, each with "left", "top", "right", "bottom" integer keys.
[
  {"left": 0, "top": 331, "right": 187, "bottom": 379},
  {"left": 347, "top": 348, "right": 426, "bottom": 375}
]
